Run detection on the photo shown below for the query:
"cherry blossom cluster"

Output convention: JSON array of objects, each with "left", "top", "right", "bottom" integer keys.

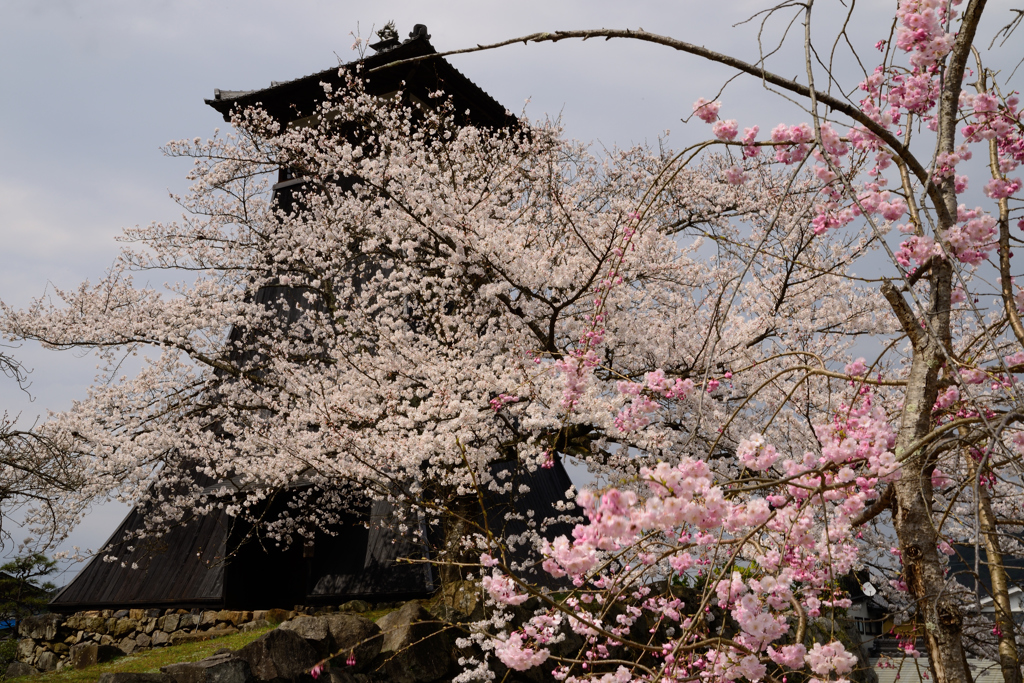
[{"left": 483, "top": 390, "right": 898, "bottom": 682}]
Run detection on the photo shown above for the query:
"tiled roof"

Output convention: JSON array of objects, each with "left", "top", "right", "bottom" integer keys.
[{"left": 206, "top": 31, "right": 511, "bottom": 128}]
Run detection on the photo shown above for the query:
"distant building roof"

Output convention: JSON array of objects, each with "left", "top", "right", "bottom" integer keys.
[{"left": 206, "top": 26, "right": 512, "bottom": 128}]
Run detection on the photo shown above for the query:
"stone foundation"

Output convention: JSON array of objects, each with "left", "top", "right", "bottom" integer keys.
[{"left": 15, "top": 605, "right": 377, "bottom": 673}]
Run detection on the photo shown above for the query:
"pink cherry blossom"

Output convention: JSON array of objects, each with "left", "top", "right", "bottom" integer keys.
[{"left": 691, "top": 97, "right": 721, "bottom": 123}]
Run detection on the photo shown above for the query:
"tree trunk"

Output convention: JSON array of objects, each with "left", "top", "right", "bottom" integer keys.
[
  {"left": 972, "top": 463, "right": 1022, "bottom": 683},
  {"left": 435, "top": 493, "right": 484, "bottom": 587},
  {"left": 888, "top": 261, "right": 974, "bottom": 683}
]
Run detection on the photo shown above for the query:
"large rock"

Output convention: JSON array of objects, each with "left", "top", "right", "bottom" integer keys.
[
  {"left": 64, "top": 613, "right": 87, "bottom": 631},
  {"left": 437, "top": 580, "right": 483, "bottom": 621},
  {"left": 374, "top": 601, "right": 452, "bottom": 683},
  {"left": 5, "top": 661, "right": 39, "bottom": 679},
  {"left": 240, "top": 620, "right": 270, "bottom": 633},
  {"left": 18, "top": 614, "right": 63, "bottom": 640},
  {"left": 84, "top": 614, "right": 110, "bottom": 634},
  {"left": 152, "top": 631, "right": 171, "bottom": 646},
  {"left": 279, "top": 616, "right": 331, "bottom": 656},
  {"left": 70, "top": 642, "right": 122, "bottom": 669},
  {"left": 236, "top": 628, "right": 318, "bottom": 683},
  {"left": 161, "top": 653, "right": 251, "bottom": 683},
  {"left": 119, "top": 637, "right": 139, "bottom": 655},
  {"left": 17, "top": 638, "right": 35, "bottom": 662},
  {"left": 159, "top": 614, "right": 180, "bottom": 633},
  {"left": 136, "top": 632, "right": 152, "bottom": 648},
  {"left": 338, "top": 601, "right": 371, "bottom": 614},
  {"left": 35, "top": 651, "right": 58, "bottom": 672},
  {"left": 98, "top": 674, "right": 176, "bottom": 683},
  {"left": 262, "top": 609, "right": 292, "bottom": 625},
  {"left": 324, "top": 614, "right": 381, "bottom": 673},
  {"left": 113, "top": 618, "right": 140, "bottom": 638},
  {"left": 215, "top": 610, "right": 245, "bottom": 626},
  {"left": 179, "top": 613, "right": 200, "bottom": 630}
]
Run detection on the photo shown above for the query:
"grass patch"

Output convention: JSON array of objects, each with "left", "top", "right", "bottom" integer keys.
[
  {"left": 10, "top": 608, "right": 398, "bottom": 682},
  {"left": 21, "top": 626, "right": 275, "bottom": 683},
  {"left": 360, "top": 608, "right": 392, "bottom": 623}
]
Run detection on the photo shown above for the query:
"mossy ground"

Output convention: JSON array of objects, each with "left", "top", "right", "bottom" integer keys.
[
  {"left": 7, "top": 607, "right": 395, "bottom": 683},
  {"left": 6, "top": 626, "right": 274, "bottom": 683}
]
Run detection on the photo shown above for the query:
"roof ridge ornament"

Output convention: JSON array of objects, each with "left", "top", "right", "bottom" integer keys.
[
  {"left": 369, "top": 21, "right": 401, "bottom": 53},
  {"left": 408, "top": 24, "right": 430, "bottom": 42}
]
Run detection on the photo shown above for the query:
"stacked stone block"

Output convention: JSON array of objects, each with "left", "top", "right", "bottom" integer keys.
[{"left": 14, "top": 608, "right": 296, "bottom": 672}]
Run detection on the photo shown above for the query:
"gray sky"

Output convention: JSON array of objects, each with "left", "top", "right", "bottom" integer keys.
[{"left": 1, "top": 0, "right": 1021, "bottom": 580}]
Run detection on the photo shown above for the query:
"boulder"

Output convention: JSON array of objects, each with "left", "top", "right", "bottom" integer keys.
[
  {"left": 152, "top": 631, "right": 171, "bottom": 646},
  {"left": 338, "top": 600, "right": 371, "bottom": 614},
  {"left": 84, "top": 614, "right": 109, "bottom": 633},
  {"left": 52, "top": 643, "right": 69, "bottom": 654},
  {"left": 240, "top": 620, "right": 270, "bottom": 633},
  {"left": 324, "top": 614, "right": 381, "bottom": 672},
  {"left": 201, "top": 611, "right": 219, "bottom": 627},
  {"left": 159, "top": 614, "right": 181, "bottom": 633},
  {"left": 113, "top": 618, "right": 140, "bottom": 638},
  {"left": 279, "top": 616, "right": 331, "bottom": 656},
  {"left": 236, "top": 628, "right": 318, "bottom": 683},
  {"left": 5, "top": 661, "right": 39, "bottom": 679},
  {"left": 179, "top": 613, "right": 201, "bottom": 630},
  {"left": 262, "top": 609, "right": 291, "bottom": 625},
  {"left": 17, "top": 638, "right": 35, "bottom": 661},
  {"left": 119, "top": 637, "right": 139, "bottom": 655},
  {"left": 146, "top": 609, "right": 163, "bottom": 619},
  {"left": 374, "top": 601, "right": 452, "bottom": 683},
  {"left": 18, "top": 614, "right": 63, "bottom": 640},
  {"left": 70, "top": 642, "right": 123, "bottom": 670},
  {"left": 99, "top": 674, "right": 176, "bottom": 683},
  {"left": 136, "top": 632, "right": 152, "bottom": 648},
  {"left": 130, "top": 609, "right": 146, "bottom": 621},
  {"left": 215, "top": 610, "right": 242, "bottom": 626},
  {"left": 170, "top": 627, "right": 238, "bottom": 646},
  {"left": 161, "top": 653, "right": 251, "bottom": 683},
  {"left": 113, "top": 610, "right": 130, "bottom": 618},
  {"left": 100, "top": 634, "right": 116, "bottom": 646},
  {"left": 35, "top": 651, "right": 58, "bottom": 672},
  {"left": 437, "top": 580, "right": 483, "bottom": 621}
]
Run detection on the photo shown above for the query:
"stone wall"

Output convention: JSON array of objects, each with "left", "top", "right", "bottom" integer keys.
[{"left": 15, "top": 606, "right": 317, "bottom": 673}]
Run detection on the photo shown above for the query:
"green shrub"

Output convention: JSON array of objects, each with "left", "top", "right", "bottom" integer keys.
[{"left": 0, "top": 638, "right": 19, "bottom": 671}]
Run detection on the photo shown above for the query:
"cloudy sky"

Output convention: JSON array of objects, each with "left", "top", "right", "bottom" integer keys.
[{"left": 1, "top": 0, "right": 1021, "bottom": 578}]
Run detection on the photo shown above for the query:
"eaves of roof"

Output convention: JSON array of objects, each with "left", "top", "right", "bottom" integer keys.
[{"left": 205, "top": 34, "right": 512, "bottom": 128}]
